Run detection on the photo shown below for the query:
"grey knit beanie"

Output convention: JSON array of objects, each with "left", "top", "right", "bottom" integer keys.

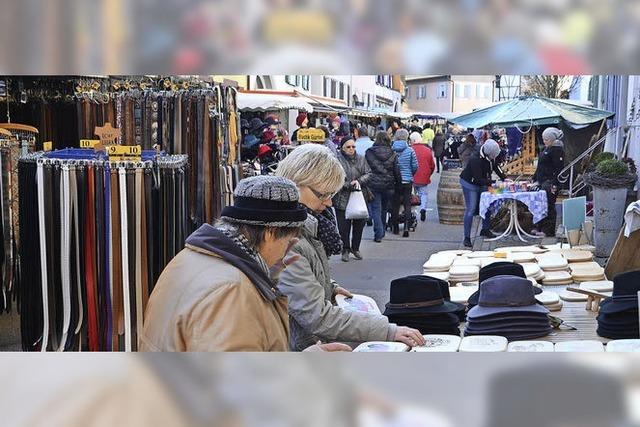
[
  {"left": 394, "top": 128, "right": 409, "bottom": 141},
  {"left": 220, "top": 176, "right": 307, "bottom": 227},
  {"left": 481, "top": 139, "right": 501, "bottom": 160}
]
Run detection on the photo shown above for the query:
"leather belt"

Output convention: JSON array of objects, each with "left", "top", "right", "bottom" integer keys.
[
  {"left": 196, "top": 95, "right": 204, "bottom": 226},
  {"left": 46, "top": 164, "right": 58, "bottom": 351},
  {"left": 94, "top": 165, "right": 105, "bottom": 349},
  {"left": 126, "top": 169, "right": 137, "bottom": 350},
  {"left": 110, "top": 169, "right": 123, "bottom": 350},
  {"left": 36, "top": 162, "right": 50, "bottom": 351},
  {"left": 203, "top": 94, "right": 212, "bottom": 223},
  {"left": 59, "top": 164, "right": 71, "bottom": 351},
  {"left": 103, "top": 166, "right": 113, "bottom": 351},
  {"left": 69, "top": 167, "right": 83, "bottom": 346},
  {"left": 140, "top": 168, "right": 149, "bottom": 318},
  {"left": 134, "top": 168, "right": 143, "bottom": 351},
  {"left": 119, "top": 167, "right": 132, "bottom": 352},
  {"left": 84, "top": 165, "right": 99, "bottom": 351}
]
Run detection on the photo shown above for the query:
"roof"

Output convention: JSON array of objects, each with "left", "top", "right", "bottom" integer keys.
[{"left": 236, "top": 92, "right": 314, "bottom": 112}]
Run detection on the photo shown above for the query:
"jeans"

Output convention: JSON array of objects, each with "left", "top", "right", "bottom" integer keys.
[
  {"left": 335, "top": 209, "right": 366, "bottom": 251},
  {"left": 414, "top": 184, "right": 429, "bottom": 211},
  {"left": 370, "top": 190, "right": 393, "bottom": 240},
  {"left": 460, "top": 178, "right": 491, "bottom": 239},
  {"left": 392, "top": 183, "right": 413, "bottom": 231},
  {"left": 435, "top": 155, "right": 444, "bottom": 173}
]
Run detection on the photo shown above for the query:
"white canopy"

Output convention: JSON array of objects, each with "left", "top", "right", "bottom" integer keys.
[{"left": 237, "top": 92, "right": 314, "bottom": 112}]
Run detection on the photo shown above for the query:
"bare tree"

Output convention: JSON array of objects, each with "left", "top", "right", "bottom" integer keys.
[{"left": 522, "top": 75, "right": 579, "bottom": 99}]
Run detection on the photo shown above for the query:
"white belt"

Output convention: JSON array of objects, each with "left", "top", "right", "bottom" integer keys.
[
  {"left": 36, "top": 162, "right": 49, "bottom": 351},
  {"left": 58, "top": 164, "right": 71, "bottom": 351},
  {"left": 119, "top": 167, "right": 132, "bottom": 352}
]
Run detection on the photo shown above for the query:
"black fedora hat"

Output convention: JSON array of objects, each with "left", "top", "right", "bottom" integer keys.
[
  {"left": 479, "top": 262, "right": 526, "bottom": 283},
  {"left": 412, "top": 274, "right": 466, "bottom": 320},
  {"left": 596, "top": 325, "right": 639, "bottom": 339},
  {"left": 598, "top": 270, "right": 640, "bottom": 315},
  {"left": 384, "top": 276, "right": 462, "bottom": 316}
]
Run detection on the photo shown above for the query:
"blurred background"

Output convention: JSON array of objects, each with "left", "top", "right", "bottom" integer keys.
[
  {"left": 2, "top": 353, "right": 640, "bottom": 426},
  {"left": 0, "top": 0, "right": 639, "bottom": 74}
]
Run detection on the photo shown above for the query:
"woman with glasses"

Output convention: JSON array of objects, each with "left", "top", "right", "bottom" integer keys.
[
  {"left": 333, "top": 136, "right": 372, "bottom": 262},
  {"left": 276, "top": 144, "right": 425, "bottom": 351}
]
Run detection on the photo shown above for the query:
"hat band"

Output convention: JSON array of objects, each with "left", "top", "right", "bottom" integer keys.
[
  {"left": 386, "top": 298, "right": 444, "bottom": 309},
  {"left": 234, "top": 196, "right": 300, "bottom": 211},
  {"left": 480, "top": 300, "right": 536, "bottom": 308}
]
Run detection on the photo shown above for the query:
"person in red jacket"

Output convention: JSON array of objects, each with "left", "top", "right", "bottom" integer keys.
[{"left": 410, "top": 132, "right": 436, "bottom": 222}]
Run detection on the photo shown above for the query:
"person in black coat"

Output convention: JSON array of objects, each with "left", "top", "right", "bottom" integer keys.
[
  {"left": 365, "top": 131, "right": 401, "bottom": 242},
  {"left": 459, "top": 139, "right": 503, "bottom": 247},
  {"left": 532, "top": 127, "right": 565, "bottom": 237}
]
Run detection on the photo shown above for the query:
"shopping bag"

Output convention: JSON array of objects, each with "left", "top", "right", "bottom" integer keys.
[{"left": 345, "top": 190, "right": 370, "bottom": 219}]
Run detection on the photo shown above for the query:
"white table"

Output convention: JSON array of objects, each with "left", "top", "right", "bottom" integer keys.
[{"left": 479, "top": 190, "right": 548, "bottom": 242}]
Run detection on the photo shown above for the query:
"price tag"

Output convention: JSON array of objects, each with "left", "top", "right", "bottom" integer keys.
[
  {"left": 80, "top": 139, "right": 100, "bottom": 148},
  {"left": 296, "top": 128, "right": 326, "bottom": 143},
  {"left": 107, "top": 145, "right": 142, "bottom": 161},
  {"left": 43, "top": 141, "right": 53, "bottom": 151}
]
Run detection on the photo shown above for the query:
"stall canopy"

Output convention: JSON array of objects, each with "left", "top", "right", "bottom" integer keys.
[
  {"left": 450, "top": 96, "right": 614, "bottom": 129},
  {"left": 237, "top": 92, "right": 314, "bottom": 112}
]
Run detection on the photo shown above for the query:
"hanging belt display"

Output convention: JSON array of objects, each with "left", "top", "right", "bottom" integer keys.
[{"left": 18, "top": 149, "right": 188, "bottom": 352}]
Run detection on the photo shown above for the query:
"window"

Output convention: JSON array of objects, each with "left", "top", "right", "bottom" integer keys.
[
  {"left": 285, "top": 75, "right": 310, "bottom": 90},
  {"left": 406, "top": 87, "right": 411, "bottom": 99},
  {"left": 420, "top": 85, "right": 427, "bottom": 99},
  {"left": 437, "top": 83, "right": 447, "bottom": 99},
  {"left": 331, "top": 80, "right": 337, "bottom": 98},
  {"left": 476, "top": 84, "right": 482, "bottom": 98},
  {"left": 484, "top": 85, "right": 491, "bottom": 99},
  {"left": 455, "top": 83, "right": 463, "bottom": 98},
  {"left": 323, "top": 77, "right": 328, "bottom": 97},
  {"left": 464, "top": 84, "right": 471, "bottom": 98}
]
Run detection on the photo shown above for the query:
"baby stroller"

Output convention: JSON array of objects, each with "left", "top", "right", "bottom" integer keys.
[{"left": 384, "top": 207, "right": 418, "bottom": 233}]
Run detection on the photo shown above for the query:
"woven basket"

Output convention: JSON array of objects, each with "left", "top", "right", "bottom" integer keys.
[{"left": 583, "top": 172, "right": 637, "bottom": 189}]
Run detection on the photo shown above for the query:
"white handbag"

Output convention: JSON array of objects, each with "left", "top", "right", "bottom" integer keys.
[{"left": 345, "top": 190, "right": 369, "bottom": 219}]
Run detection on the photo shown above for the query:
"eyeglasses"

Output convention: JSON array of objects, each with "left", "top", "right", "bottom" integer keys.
[
  {"left": 310, "top": 187, "right": 335, "bottom": 202},
  {"left": 343, "top": 145, "right": 356, "bottom": 150}
]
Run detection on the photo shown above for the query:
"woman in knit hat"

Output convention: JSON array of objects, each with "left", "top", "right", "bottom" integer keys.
[
  {"left": 459, "top": 139, "right": 503, "bottom": 247},
  {"left": 141, "top": 176, "right": 350, "bottom": 352},
  {"left": 276, "top": 144, "right": 425, "bottom": 351},
  {"left": 291, "top": 112, "right": 309, "bottom": 144}
]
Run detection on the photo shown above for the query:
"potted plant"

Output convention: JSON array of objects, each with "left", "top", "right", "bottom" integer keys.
[{"left": 584, "top": 158, "right": 638, "bottom": 257}]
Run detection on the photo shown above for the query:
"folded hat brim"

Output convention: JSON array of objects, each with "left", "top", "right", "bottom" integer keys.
[
  {"left": 467, "top": 302, "right": 549, "bottom": 319},
  {"left": 468, "top": 285, "right": 542, "bottom": 306},
  {"left": 467, "top": 313, "right": 550, "bottom": 324}
]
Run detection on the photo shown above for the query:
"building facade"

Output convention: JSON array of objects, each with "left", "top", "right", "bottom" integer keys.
[{"left": 405, "top": 75, "right": 496, "bottom": 114}]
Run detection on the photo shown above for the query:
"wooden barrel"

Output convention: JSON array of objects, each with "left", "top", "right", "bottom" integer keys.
[{"left": 437, "top": 168, "right": 465, "bottom": 225}]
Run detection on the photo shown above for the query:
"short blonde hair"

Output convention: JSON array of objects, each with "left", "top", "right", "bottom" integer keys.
[{"left": 276, "top": 144, "right": 345, "bottom": 194}]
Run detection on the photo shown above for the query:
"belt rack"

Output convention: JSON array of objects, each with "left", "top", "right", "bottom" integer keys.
[{"left": 18, "top": 149, "right": 188, "bottom": 352}]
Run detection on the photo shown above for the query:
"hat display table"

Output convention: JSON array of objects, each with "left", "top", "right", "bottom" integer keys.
[{"left": 479, "top": 190, "right": 548, "bottom": 242}]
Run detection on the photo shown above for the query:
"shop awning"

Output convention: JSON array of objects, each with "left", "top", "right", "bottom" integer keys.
[
  {"left": 449, "top": 96, "right": 615, "bottom": 129},
  {"left": 237, "top": 92, "right": 314, "bottom": 112}
]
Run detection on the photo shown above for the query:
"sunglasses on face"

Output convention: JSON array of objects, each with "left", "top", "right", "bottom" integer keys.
[
  {"left": 343, "top": 145, "right": 355, "bottom": 149},
  {"left": 310, "top": 187, "right": 335, "bottom": 201}
]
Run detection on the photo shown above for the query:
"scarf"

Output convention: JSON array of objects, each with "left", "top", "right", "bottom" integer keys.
[
  {"left": 307, "top": 207, "right": 343, "bottom": 257},
  {"left": 216, "top": 223, "right": 272, "bottom": 278}
]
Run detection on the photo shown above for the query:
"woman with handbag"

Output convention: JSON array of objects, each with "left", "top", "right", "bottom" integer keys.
[{"left": 333, "top": 136, "right": 372, "bottom": 262}]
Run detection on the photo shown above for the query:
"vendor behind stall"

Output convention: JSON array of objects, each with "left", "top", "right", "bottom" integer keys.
[
  {"left": 459, "top": 139, "right": 503, "bottom": 247},
  {"left": 531, "top": 127, "right": 565, "bottom": 237}
]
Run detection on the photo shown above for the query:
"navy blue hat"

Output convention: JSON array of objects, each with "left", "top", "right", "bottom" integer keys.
[
  {"left": 467, "top": 275, "right": 549, "bottom": 320},
  {"left": 598, "top": 270, "right": 640, "bottom": 314},
  {"left": 384, "top": 276, "right": 462, "bottom": 316},
  {"left": 469, "top": 263, "right": 538, "bottom": 307}
]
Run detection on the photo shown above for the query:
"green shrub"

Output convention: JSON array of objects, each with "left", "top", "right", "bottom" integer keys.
[
  {"left": 596, "top": 159, "right": 629, "bottom": 177},
  {"left": 592, "top": 152, "right": 615, "bottom": 166}
]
